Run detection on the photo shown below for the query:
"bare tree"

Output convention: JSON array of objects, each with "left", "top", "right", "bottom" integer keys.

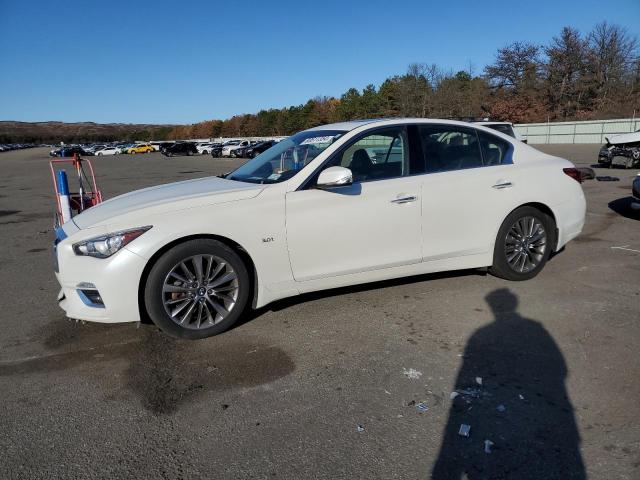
[
  {"left": 586, "top": 22, "right": 638, "bottom": 107},
  {"left": 544, "top": 27, "right": 588, "bottom": 118},
  {"left": 485, "top": 42, "right": 541, "bottom": 92}
]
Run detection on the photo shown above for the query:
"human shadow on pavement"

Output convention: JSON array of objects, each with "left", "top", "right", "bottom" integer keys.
[{"left": 431, "top": 288, "right": 586, "bottom": 479}]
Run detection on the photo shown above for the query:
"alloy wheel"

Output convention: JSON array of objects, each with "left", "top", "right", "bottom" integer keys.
[
  {"left": 162, "top": 254, "right": 239, "bottom": 330},
  {"left": 504, "top": 216, "right": 547, "bottom": 273}
]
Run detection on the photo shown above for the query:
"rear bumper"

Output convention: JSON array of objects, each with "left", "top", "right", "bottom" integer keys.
[{"left": 554, "top": 191, "right": 587, "bottom": 249}]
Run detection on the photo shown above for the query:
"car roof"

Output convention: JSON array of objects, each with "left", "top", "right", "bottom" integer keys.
[
  {"left": 304, "top": 118, "right": 507, "bottom": 133},
  {"left": 473, "top": 121, "right": 513, "bottom": 126}
]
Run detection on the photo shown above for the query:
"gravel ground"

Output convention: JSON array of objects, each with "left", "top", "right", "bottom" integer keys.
[{"left": 0, "top": 145, "right": 638, "bottom": 479}]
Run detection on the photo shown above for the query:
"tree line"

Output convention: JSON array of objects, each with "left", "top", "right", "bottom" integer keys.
[{"left": 167, "top": 22, "right": 639, "bottom": 140}]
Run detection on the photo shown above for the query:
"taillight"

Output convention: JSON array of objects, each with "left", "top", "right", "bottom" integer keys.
[{"left": 563, "top": 168, "right": 583, "bottom": 183}]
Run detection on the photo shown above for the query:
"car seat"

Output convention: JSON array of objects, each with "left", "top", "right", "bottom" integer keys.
[{"left": 349, "top": 149, "right": 374, "bottom": 181}]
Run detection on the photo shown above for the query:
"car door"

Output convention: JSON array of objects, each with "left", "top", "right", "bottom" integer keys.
[
  {"left": 418, "top": 125, "right": 516, "bottom": 260},
  {"left": 285, "top": 126, "right": 423, "bottom": 282}
]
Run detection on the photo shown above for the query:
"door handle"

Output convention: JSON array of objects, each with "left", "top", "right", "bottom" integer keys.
[
  {"left": 492, "top": 181, "right": 513, "bottom": 189},
  {"left": 391, "top": 195, "right": 417, "bottom": 204}
]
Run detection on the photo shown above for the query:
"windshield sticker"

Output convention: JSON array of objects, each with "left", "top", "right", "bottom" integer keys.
[
  {"left": 267, "top": 173, "right": 282, "bottom": 180},
  {"left": 300, "top": 136, "right": 335, "bottom": 145}
]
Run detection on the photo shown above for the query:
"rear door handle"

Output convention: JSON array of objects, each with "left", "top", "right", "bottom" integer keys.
[
  {"left": 492, "top": 181, "right": 513, "bottom": 189},
  {"left": 391, "top": 195, "right": 417, "bottom": 204}
]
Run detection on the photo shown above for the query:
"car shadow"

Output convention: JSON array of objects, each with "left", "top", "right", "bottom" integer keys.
[
  {"left": 608, "top": 197, "right": 640, "bottom": 220},
  {"left": 236, "top": 268, "right": 487, "bottom": 329},
  {"left": 430, "top": 288, "right": 585, "bottom": 479}
]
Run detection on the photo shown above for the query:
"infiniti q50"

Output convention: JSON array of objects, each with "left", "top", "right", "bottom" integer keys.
[{"left": 53, "top": 119, "right": 586, "bottom": 338}]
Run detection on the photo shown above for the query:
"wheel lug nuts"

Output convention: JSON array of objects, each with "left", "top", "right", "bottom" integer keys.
[{"left": 207, "top": 289, "right": 214, "bottom": 295}]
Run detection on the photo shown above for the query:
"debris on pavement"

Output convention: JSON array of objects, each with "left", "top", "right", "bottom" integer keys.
[
  {"left": 356, "top": 425, "right": 365, "bottom": 433},
  {"left": 475, "top": 377, "right": 483, "bottom": 386},
  {"left": 496, "top": 404, "right": 506, "bottom": 412},
  {"left": 402, "top": 368, "right": 423, "bottom": 380},
  {"left": 458, "top": 424, "right": 471, "bottom": 437},
  {"left": 519, "top": 394, "right": 525, "bottom": 400},
  {"left": 416, "top": 402, "right": 429, "bottom": 413},
  {"left": 484, "top": 439, "right": 494, "bottom": 454},
  {"left": 450, "top": 391, "right": 460, "bottom": 400}
]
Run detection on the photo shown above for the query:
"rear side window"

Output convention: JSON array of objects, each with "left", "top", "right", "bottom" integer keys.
[
  {"left": 478, "top": 131, "right": 512, "bottom": 166},
  {"left": 487, "top": 124, "right": 516, "bottom": 138},
  {"left": 418, "top": 125, "right": 483, "bottom": 173}
]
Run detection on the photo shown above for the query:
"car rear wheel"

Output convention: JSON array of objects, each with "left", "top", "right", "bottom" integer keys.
[
  {"left": 489, "top": 206, "right": 555, "bottom": 281},
  {"left": 144, "top": 239, "right": 250, "bottom": 339}
]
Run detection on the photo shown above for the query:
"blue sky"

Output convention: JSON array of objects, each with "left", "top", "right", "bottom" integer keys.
[{"left": 1, "top": 0, "right": 638, "bottom": 124}]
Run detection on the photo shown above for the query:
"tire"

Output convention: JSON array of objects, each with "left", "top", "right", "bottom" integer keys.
[
  {"left": 489, "top": 206, "right": 555, "bottom": 281},
  {"left": 97, "top": 152, "right": 103, "bottom": 156},
  {"left": 144, "top": 239, "right": 250, "bottom": 339}
]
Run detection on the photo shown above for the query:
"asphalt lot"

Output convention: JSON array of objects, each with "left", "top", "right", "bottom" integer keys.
[{"left": 0, "top": 146, "right": 638, "bottom": 479}]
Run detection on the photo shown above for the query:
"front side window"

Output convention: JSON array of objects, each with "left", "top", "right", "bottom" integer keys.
[
  {"left": 324, "top": 127, "right": 408, "bottom": 183},
  {"left": 418, "top": 125, "right": 483, "bottom": 173},
  {"left": 227, "top": 130, "right": 344, "bottom": 184}
]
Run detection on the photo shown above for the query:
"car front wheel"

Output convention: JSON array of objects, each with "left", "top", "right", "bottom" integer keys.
[
  {"left": 489, "top": 206, "right": 555, "bottom": 281},
  {"left": 144, "top": 239, "right": 250, "bottom": 339}
]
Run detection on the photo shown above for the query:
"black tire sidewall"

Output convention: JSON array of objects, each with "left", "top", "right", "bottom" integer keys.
[
  {"left": 490, "top": 206, "right": 555, "bottom": 281},
  {"left": 144, "top": 239, "right": 250, "bottom": 339}
]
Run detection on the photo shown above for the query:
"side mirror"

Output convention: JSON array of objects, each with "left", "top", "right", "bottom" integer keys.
[{"left": 316, "top": 166, "right": 353, "bottom": 188}]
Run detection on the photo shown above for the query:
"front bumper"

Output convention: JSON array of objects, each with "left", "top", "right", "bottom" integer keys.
[{"left": 54, "top": 235, "right": 146, "bottom": 323}]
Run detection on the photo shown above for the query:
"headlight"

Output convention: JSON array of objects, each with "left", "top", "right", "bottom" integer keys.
[{"left": 73, "top": 226, "right": 152, "bottom": 258}]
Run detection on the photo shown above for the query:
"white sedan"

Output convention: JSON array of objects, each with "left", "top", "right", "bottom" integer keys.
[
  {"left": 196, "top": 143, "right": 217, "bottom": 155},
  {"left": 54, "top": 119, "right": 586, "bottom": 339},
  {"left": 95, "top": 147, "right": 121, "bottom": 156}
]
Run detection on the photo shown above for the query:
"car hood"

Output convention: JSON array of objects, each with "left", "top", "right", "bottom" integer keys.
[
  {"left": 72, "top": 176, "right": 264, "bottom": 229},
  {"left": 606, "top": 131, "right": 640, "bottom": 145}
]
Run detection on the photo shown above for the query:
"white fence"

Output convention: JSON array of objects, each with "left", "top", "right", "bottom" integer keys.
[{"left": 514, "top": 117, "right": 639, "bottom": 144}]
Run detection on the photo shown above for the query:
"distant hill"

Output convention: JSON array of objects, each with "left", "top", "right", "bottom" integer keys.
[{"left": 0, "top": 121, "right": 176, "bottom": 143}]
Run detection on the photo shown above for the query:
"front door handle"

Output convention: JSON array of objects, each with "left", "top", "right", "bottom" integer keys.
[
  {"left": 391, "top": 195, "right": 417, "bottom": 204},
  {"left": 492, "top": 181, "right": 513, "bottom": 189}
]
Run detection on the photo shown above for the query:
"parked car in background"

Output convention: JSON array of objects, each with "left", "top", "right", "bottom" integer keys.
[
  {"left": 232, "top": 144, "right": 252, "bottom": 158},
  {"left": 632, "top": 174, "right": 640, "bottom": 210},
  {"left": 196, "top": 143, "right": 221, "bottom": 155},
  {"left": 245, "top": 140, "right": 278, "bottom": 158},
  {"left": 117, "top": 143, "right": 135, "bottom": 153},
  {"left": 221, "top": 140, "right": 252, "bottom": 157},
  {"left": 597, "top": 130, "right": 640, "bottom": 169},
  {"left": 49, "top": 146, "right": 88, "bottom": 157},
  {"left": 126, "top": 144, "right": 155, "bottom": 154},
  {"left": 95, "top": 146, "right": 121, "bottom": 156},
  {"left": 85, "top": 144, "right": 107, "bottom": 154},
  {"left": 472, "top": 121, "right": 526, "bottom": 143},
  {"left": 149, "top": 141, "right": 168, "bottom": 151},
  {"left": 210, "top": 144, "right": 224, "bottom": 158},
  {"left": 161, "top": 142, "right": 198, "bottom": 156},
  {"left": 53, "top": 118, "right": 586, "bottom": 339}
]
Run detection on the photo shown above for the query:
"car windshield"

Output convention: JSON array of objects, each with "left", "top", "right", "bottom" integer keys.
[{"left": 227, "top": 130, "right": 345, "bottom": 184}]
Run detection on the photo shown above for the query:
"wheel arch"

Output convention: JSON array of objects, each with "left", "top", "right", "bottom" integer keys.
[{"left": 137, "top": 233, "right": 259, "bottom": 324}]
